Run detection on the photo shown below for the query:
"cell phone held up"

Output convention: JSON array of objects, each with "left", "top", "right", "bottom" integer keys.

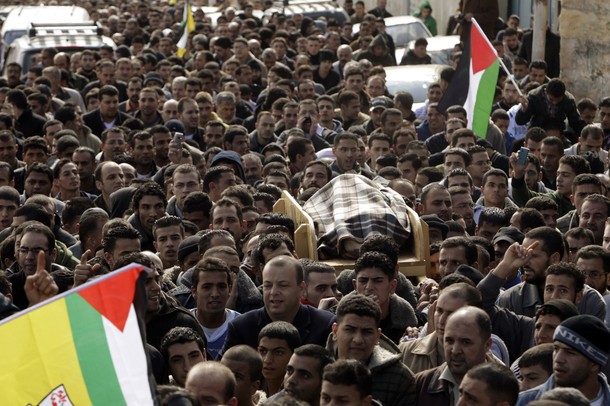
[
  {"left": 518, "top": 147, "right": 529, "bottom": 166},
  {"left": 173, "top": 132, "right": 184, "bottom": 148}
]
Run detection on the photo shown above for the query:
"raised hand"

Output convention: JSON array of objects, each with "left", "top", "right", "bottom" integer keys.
[
  {"left": 509, "top": 152, "right": 526, "bottom": 179},
  {"left": 73, "top": 250, "right": 101, "bottom": 288},
  {"left": 493, "top": 240, "right": 540, "bottom": 280},
  {"left": 24, "top": 251, "right": 58, "bottom": 306},
  {"left": 519, "top": 94, "right": 529, "bottom": 112}
]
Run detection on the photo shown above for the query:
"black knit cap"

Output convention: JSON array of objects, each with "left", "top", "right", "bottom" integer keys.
[
  {"left": 454, "top": 264, "right": 484, "bottom": 285},
  {"left": 554, "top": 314, "right": 610, "bottom": 366},
  {"left": 421, "top": 214, "right": 448, "bottom": 239},
  {"left": 178, "top": 235, "right": 201, "bottom": 262},
  {"left": 537, "top": 299, "right": 578, "bottom": 321}
]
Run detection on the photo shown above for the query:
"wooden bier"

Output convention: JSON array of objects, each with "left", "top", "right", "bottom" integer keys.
[{"left": 273, "top": 191, "right": 430, "bottom": 278}]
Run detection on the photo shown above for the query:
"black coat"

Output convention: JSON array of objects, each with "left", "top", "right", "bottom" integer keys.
[
  {"left": 146, "top": 294, "right": 206, "bottom": 350},
  {"left": 15, "top": 109, "right": 46, "bottom": 138},
  {"left": 83, "top": 108, "right": 133, "bottom": 138},
  {"left": 515, "top": 84, "right": 584, "bottom": 140},
  {"left": 222, "top": 304, "right": 336, "bottom": 353}
]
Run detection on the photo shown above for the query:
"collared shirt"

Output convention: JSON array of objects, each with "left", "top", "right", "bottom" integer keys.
[{"left": 438, "top": 364, "right": 459, "bottom": 406}]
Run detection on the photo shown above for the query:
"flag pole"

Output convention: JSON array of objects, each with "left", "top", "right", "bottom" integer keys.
[
  {"left": 497, "top": 55, "right": 524, "bottom": 97},
  {"left": 471, "top": 18, "right": 523, "bottom": 97}
]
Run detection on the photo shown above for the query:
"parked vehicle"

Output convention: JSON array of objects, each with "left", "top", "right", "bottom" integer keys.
[
  {"left": 405, "top": 35, "right": 460, "bottom": 65},
  {"left": 3, "top": 22, "right": 115, "bottom": 75},
  {"left": 354, "top": 16, "right": 460, "bottom": 66},
  {"left": 384, "top": 64, "right": 449, "bottom": 110},
  {"left": 1, "top": 5, "right": 90, "bottom": 45}
]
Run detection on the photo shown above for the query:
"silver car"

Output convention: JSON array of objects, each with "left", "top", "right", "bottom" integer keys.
[{"left": 384, "top": 64, "right": 449, "bottom": 111}]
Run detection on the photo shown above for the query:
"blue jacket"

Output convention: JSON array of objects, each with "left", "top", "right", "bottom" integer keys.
[{"left": 516, "top": 373, "right": 610, "bottom": 406}]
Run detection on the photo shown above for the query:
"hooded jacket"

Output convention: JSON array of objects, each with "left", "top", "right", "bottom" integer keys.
[
  {"left": 414, "top": 1, "right": 437, "bottom": 36},
  {"left": 355, "top": 35, "right": 396, "bottom": 67},
  {"left": 210, "top": 150, "right": 247, "bottom": 182}
]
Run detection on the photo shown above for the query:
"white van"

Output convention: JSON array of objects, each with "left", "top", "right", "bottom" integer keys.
[
  {"left": 3, "top": 22, "right": 116, "bottom": 75},
  {"left": 2, "top": 5, "right": 90, "bottom": 45}
]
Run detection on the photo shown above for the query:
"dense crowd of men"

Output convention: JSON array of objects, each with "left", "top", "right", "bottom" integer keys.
[{"left": 0, "top": 0, "right": 609, "bottom": 405}]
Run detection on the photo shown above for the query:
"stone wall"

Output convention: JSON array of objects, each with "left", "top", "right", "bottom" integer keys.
[{"left": 559, "top": 0, "right": 610, "bottom": 102}]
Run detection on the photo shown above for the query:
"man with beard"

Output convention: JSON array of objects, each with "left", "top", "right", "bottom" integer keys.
[
  {"left": 150, "top": 125, "right": 172, "bottom": 168},
  {"left": 418, "top": 183, "right": 452, "bottom": 221},
  {"left": 8, "top": 223, "right": 61, "bottom": 310},
  {"left": 242, "top": 154, "right": 263, "bottom": 186},
  {"left": 249, "top": 112, "right": 277, "bottom": 154},
  {"left": 300, "top": 161, "right": 332, "bottom": 192},
  {"left": 128, "top": 131, "right": 157, "bottom": 179},
  {"left": 578, "top": 194, "right": 610, "bottom": 245},
  {"left": 178, "top": 98, "right": 206, "bottom": 150},
  {"left": 210, "top": 198, "right": 246, "bottom": 243},
  {"left": 98, "top": 127, "right": 127, "bottom": 162},
  {"left": 516, "top": 315, "right": 610, "bottom": 405},
  {"left": 120, "top": 77, "right": 142, "bottom": 114},
  {"left": 168, "top": 164, "right": 203, "bottom": 219},
  {"left": 135, "top": 88, "right": 163, "bottom": 129},
  {"left": 82, "top": 85, "right": 131, "bottom": 137},
  {"left": 415, "top": 307, "right": 492, "bottom": 405},
  {"left": 449, "top": 187, "right": 475, "bottom": 235},
  {"left": 497, "top": 226, "right": 605, "bottom": 320},
  {"left": 128, "top": 182, "right": 167, "bottom": 252}
]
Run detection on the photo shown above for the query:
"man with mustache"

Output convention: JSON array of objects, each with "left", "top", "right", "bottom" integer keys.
[
  {"left": 497, "top": 226, "right": 605, "bottom": 320},
  {"left": 301, "top": 161, "right": 332, "bottom": 191}
]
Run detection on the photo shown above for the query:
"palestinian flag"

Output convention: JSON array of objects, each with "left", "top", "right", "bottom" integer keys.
[
  {"left": 177, "top": 2, "right": 195, "bottom": 58},
  {"left": 0, "top": 264, "right": 156, "bottom": 405},
  {"left": 438, "top": 18, "right": 500, "bottom": 138}
]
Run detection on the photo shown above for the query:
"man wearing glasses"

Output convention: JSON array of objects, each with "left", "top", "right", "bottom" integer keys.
[
  {"left": 9, "top": 222, "right": 59, "bottom": 310},
  {"left": 576, "top": 245, "right": 610, "bottom": 298}
]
